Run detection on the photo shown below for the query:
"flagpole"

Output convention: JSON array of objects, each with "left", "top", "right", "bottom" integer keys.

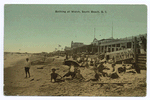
[
  {"left": 58, "top": 45, "right": 59, "bottom": 57},
  {"left": 58, "top": 44, "right": 61, "bottom": 57},
  {"left": 112, "top": 21, "right": 113, "bottom": 39}
]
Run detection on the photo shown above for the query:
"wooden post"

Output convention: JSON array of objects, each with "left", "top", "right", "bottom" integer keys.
[
  {"left": 110, "top": 45, "right": 112, "bottom": 52},
  {"left": 100, "top": 46, "right": 102, "bottom": 54},
  {"left": 134, "top": 37, "right": 140, "bottom": 73},
  {"left": 98, "top": 41, "right": 101, "bottom": 55},
  {"left": 134, "top": 37, "right": 137, "bottom": 63},
  {"left": 104, "top": 46, "right": 105, "bottom": 53},
  {"left": 131, "top": 36, "right": 133, "bottom": 49},
  {"left": 98, "top": 46, "right": 99, "bottom": 54},
  {"left": 115, "top": 44, "right": 117, "bottom": 51}
]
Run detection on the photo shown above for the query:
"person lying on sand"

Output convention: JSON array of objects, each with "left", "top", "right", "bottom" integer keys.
[
  {"left": 25, "top": 58, "right": 31, "bottom": 78},
  {"left": 51, "top": 68, "right": 63, "bottom": 83}
]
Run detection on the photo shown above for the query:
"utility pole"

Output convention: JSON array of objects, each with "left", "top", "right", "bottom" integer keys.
[
  {"left": 98, "top": 42, "right": 100, "bottom": 56},
  {"left": 112, "top": 21, "right": 113, "bottom": 39},
  {"left": 94, "top": 28, "right": 96, "bottom": 39}
]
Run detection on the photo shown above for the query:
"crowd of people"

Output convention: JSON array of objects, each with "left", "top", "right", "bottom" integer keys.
[
  {"left": 23, "top": 52, "right": 134, "bottom": 83},
  {"left": 50, "top": 53, "right": 126, "bottom": 83}
]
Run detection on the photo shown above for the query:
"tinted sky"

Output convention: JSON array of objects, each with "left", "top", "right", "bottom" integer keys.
[{"left": 4, "top": 4, "right": 147, "bottom": 53}]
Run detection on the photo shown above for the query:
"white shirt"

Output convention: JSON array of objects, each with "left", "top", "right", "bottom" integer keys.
[
  {"left": 25, "top": 61, "right": 31, "bottom": 68},
  {"left": 103, "top": 63, "right": 113, "bottom": 75},
  {"left": 70, "top": 65, "right": 75, "bottom": 72}
]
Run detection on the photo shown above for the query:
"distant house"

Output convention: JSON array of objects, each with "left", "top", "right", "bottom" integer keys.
[
  {"left": 72, "top": 44, "right": 93, "bottom": 54},
  {"left": 64, "top": 46, "right": 72, "bottom": 55},
  {"left": 64, "top": 46, "right": 71, "bottom": 51},
  {"left": 91, "top": 37, "right": 114, "bottom": 46},
  {"left": 91, "top": 37, "right": 114, "bottom": 53},
  {"left": 98, "top": 33, "right": 147, "bottom": 54},
  {"left": 71, "top": 41, "right": 84, "bottom": 49}
]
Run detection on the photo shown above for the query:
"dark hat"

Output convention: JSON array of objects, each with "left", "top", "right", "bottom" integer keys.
[
  {"left": 52, "top": 68, "right": 56, "bottom": 71},
  {"left": 26, "top": 58, "right": 29, "bottom": 61}
]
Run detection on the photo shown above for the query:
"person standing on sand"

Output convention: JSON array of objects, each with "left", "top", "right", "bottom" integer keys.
[
  {"left": 66, "top": 53, "right": 68, "bottom": 60},
  {"left": 43, "top": 54, "right": 47, "bottom": 62},
  {"left": 25, "top": 58, "right": 31, "bottom": 78}
]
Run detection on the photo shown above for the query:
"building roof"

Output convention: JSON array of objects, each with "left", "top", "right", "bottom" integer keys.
[{"left": 72, "top": 42, "right": 84, "bottom": 44}]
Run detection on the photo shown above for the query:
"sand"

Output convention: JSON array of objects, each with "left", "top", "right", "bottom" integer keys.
[{"left": 4, "top": 54, "right": 146, "bottom": 96}]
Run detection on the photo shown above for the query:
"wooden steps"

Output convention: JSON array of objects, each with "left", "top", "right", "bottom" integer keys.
[{"left": 137, "top": 54, "right": 146, "bottom": 70}]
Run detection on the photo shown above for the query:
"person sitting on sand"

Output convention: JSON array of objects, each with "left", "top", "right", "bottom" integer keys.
[
  {"left": 85, "top": 55, "right": 89, "bottom": 62},
  {"left": 90, "top": 58, "right": 94, "bottom": 66},
  {"left": 77, "top": 57, "right": 82, "bottom": 63},
  {"left": 103, "top": 61, "right": 114, "bottom": 76},
  {"left": 25, "top": 58, "right": 31, "bottom": 78},
  {"left": 94, "top": 58, "right": 99, "bottom": 67},
  {"left": 85, "top": 61, "right": 89, "bottom": 68},
  {"left": 103, "top": 62, "right": 120, "bottom": 79},
  {"left": 51, "top": 68, "right": 62, "bottom": 83},
  {"left": 74, "top": 69, "right": 85, "bottom": 81},
  {"left": 62, "top": 64, "right": 76, "bottom": 79},
  {"left": 86, "top": 69, "right": 101, "bottom": 82},
  {"left": 109, "top": 64, "right": 120, "bottom": 79},
  {"left": 97, "top": 62, "right": 107, "bottom": 77},
  {"left": 93, "top": 70, "right": 101, "bottom": 81}
]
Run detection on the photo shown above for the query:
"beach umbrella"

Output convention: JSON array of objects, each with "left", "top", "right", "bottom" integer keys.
[{"left": 64, "top": 60, "right": 80, "bottom": 67}]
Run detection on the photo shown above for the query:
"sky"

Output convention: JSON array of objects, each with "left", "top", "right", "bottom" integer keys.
[{"left": 4, "top": 4, "right": 147, "bottom": 53}]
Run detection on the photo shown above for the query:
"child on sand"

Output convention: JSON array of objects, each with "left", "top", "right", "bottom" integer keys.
[
  {"left": 51, "top": 68, "right": 62, "bottom": 83},
  {"left": 24, "top": 58, "right": 31, "bottom": 78}
]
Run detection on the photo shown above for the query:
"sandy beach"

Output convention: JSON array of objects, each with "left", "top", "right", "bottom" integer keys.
[{"left": 4, "top": 54, "right": 146, "bottom": 96}]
